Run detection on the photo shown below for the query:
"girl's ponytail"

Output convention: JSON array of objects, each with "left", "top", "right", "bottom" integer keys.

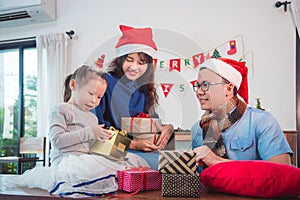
[{"left": 63, "top": 74, "right": 73, "bottom": 102}]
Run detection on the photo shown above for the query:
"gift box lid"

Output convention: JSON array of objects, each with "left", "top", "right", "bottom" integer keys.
[{"left": 158, "top": 150, "right": 197, "bottom": 174}]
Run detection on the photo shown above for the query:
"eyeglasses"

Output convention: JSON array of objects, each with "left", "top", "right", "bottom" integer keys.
[{"left": 193, "top": 81, "right": 226, "bottom": 92}]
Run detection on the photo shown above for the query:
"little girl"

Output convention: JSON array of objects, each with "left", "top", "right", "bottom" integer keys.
[
  {"left": 3, "top": 65, "right": 148, "bottom": 197},
  {"left": 49, "top": 64, "right": 111, "bottom": 165}
]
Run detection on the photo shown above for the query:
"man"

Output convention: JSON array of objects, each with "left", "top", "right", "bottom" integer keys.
[{"left": 192, "top": 58, "right": 292, "bottom": 167}]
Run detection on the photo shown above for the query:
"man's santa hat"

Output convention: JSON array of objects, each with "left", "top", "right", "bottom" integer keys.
[
  {"left": 115, "top": 25, "right": 157, "bottom": 58},
  {"left": 198, "top": 58, "right": 249, "bottom": 103}
]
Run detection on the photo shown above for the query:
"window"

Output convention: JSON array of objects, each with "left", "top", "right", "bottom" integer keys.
[{"left": 0, "top": 38, "right": 37, "bottom": 173}]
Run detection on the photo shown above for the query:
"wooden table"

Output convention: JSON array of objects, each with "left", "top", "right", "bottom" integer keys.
[
  {"left": 3, "top": 185, "right": 299, "bottom": 200},
  {"left": 0, "top": 184, "right": 278, "bottom": 200},
  {"left": 0, "top": 189, "right": 272, "bottom": 200}
]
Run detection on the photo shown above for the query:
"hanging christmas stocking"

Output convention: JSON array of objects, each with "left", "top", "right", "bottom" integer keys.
[
  {"left": 227, "top": 40, "right": 237, "bottom": 55},
  {"left": 95, "top": 54, "right": 105, "bottom": 68}
]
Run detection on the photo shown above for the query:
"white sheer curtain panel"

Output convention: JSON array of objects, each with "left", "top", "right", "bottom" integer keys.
[
  {"left": 291, "top": 0, "right": 300, "bottom": 37},
  {"left": 36, "top": 33, "right": 70, "bottom": 165}
]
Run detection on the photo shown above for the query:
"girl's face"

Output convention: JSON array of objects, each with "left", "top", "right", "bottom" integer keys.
[
  {"left": 70, "top": 77, "right": 107, "bottom": 112},
  {"left": 122, "top": 53, "right": 148, "bottom": 81}
]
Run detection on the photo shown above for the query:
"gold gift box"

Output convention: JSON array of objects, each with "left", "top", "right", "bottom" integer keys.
[
  {"left": 91, "top": 127, "right": 131, "bottom": 160},
  {"left": 121, "top": 117, "right": 161, "bottom": 133}
]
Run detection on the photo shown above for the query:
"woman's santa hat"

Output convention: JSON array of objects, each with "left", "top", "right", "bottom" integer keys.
[
  {"left": 198, "top": 58, "right": 249, "bottom": 103},
  {"left": 115, "top": 25, "right": 157, "bottom": 58}
]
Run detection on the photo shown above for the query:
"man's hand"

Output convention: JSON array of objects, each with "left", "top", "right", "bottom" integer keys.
[
  {"left": 156, "top": 124, "right": 173, "bottom": 150},
  {"left": 194, "top": 145, "right": 230, "bottom": 167}
]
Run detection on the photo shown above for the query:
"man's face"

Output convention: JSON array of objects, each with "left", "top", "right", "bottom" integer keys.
[{"left": 195, "top": 69, "right": 227, "bottom": 111}]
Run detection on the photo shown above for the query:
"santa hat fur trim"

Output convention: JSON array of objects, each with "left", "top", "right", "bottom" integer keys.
[{"left": 198, "top": 58, "right": 249, "bottom": 103}]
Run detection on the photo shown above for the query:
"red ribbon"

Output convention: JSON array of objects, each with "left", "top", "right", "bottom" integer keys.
[{"left": 136, "top": 112, "right": 150, "bottom": 118}]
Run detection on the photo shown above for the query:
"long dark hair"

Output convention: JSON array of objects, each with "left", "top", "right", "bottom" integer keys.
[
  {"left": 107, "top": 53, "right": 158, "bottom": 114},
  {"left": 63, "top": 65, "right": 106, "bottom": 102}
]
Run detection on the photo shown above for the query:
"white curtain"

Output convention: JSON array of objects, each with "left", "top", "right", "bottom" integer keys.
[
  {"left": 36, "top": 33, "right": 70, "bottom": 165},
  {"left": 291, "top": 0, "right": 300, "bottom": 37}
]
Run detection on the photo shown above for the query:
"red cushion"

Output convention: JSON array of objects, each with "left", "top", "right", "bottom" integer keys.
[{"left": 200, "top": 160, "right": 300, "bottom": 198}]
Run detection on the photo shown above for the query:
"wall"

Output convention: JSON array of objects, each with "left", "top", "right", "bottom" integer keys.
[{"left": 0, "top": 0, "right": 296, "bottom": 130}]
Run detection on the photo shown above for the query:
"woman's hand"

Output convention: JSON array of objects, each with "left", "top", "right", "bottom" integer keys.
[
  {"left": 129, "top": 123, "right": 174, "bottom": 152},
  {"left": 92, "top": 124, "right": 112, "bottom": 142},
  {"left": 194, "top": 145, "right": 230, "bottom": 167},
  {"left": 156, "top": 124, "right": 174, "bottom": 150},
  {"left": 130, "top": 139, "right": 160, "bottom": 152}
]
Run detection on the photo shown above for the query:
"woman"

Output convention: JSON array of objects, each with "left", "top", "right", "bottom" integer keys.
[{"left": 94, "top": 25, "right": 174, "bottom": 169}]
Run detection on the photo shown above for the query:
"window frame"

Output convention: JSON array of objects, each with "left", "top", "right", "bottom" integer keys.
[{"left": 0, "top": 38, "right": 36, "bottom": 157}]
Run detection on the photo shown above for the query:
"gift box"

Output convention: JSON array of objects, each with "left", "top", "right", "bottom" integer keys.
[
  {"left": 117, "top": 167, "right": 162, "bottom": 192},
  {"left": 158, "top": 150, "right": 197, "bottom": 174},
  {"left": 91, "top": 127, "right": 131, "bottom": 160},
  {"left": 162, "top": 174, "right": 201, "bottom": 197},
  {"left": 121, "top": 113, "right": 161, "bottom": 133},
  {"left": 130, "top": 132, "right": 160, "bottom": 145}
]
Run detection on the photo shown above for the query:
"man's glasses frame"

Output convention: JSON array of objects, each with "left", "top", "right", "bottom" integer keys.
[{"left": 193, "top": 81, "right": 226, "bottom": 92}]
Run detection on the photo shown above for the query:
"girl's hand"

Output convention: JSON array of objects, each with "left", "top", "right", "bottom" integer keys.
[
  {"left": 155, "top": 124, "right": 173, "bottom": 150},
  {"left": 130, "top": 139, "right": 160, "bottom": 152},
  {"left": 92, "top": 124, "right": 111, "bottom": 142}
]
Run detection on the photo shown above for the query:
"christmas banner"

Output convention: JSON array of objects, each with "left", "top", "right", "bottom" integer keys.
[
  {"left": 157, "top": 82, "right": 195, "bottom": 97},
  {"left": 93, "top": 35, "right": 245, "bottom": 98},
  {"left": 152, "top": 35, "right": 244, "bottom": 73},
  {"left": 153, "top": 35, "right": 245, "bottom": 98}
]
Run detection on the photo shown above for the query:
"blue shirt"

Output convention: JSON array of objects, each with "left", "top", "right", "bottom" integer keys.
[
  {"left": 94, "top": 74, "right": 148, "bottom": 129},
  {"left": 191, "top": 107, "right": 293, "bottom": 161}
]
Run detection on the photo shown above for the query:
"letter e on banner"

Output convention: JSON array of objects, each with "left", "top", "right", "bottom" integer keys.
[{"left": 153, "top": 58, "right": 158, "bottom": 71}]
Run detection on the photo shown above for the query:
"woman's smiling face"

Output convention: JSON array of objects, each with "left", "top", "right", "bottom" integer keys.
[{"left": 122, "top": 53, "right": 148, "bottom": 81}]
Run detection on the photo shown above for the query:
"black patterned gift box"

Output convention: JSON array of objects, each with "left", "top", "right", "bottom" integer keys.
[
  {"left": 162, "top": 174, "right": 201, "bottom": 197},
  {"left": 158, "top": 150, "right": 197, "bottom": 174},
  {"left": 159, "top": 150, "right": 200, "bottom": 197}
]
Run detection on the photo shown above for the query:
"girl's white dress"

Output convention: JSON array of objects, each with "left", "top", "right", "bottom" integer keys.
[
  {"left": 1, "top": 103, "right": 149, "bottom": 197},
  {"left": 3, "top": 153, "right": 148, "bottom": 197}
]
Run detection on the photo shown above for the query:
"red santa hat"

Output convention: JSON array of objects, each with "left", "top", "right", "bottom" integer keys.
[
  {"left": 115, "top": 25, "right": 157, "bottom": 58},
  {"left": 198, "top": 58, "right": 249, "bottom": 103}
]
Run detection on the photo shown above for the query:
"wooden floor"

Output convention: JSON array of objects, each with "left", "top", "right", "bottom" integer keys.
[
  {"left": 1, "top": 175, "right": 299, "bottom": 200},
  {"left": 0, "top": 187, "right": 272, "bottom": 200}
]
